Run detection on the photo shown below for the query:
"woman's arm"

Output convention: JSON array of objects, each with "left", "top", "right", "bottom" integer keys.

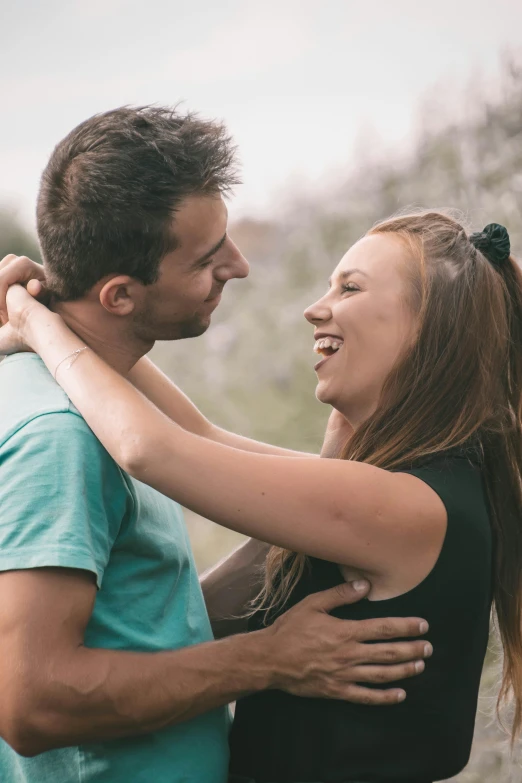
[
  {"left": 200, "top": 538, "right": 270, "bottom": 638},
  {"left": 11, "top": 290, "right": 445, "bottom": 577},
  {"left": 129, "top": 357, "right": 314, "bottom": 457}
]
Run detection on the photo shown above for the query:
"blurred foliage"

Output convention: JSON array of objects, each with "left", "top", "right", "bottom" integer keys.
[
  {"left": 151, "top": 61, "right": 522, "bottom": 463},
  {"left": 151, "top": 59, "right": 522, "bottom": 782},
  {"left": 0, "top": 207, "right": 41, "bottom": 262},
  {"left": 4, "top": 58, "right": 522, "bottom": 780}
]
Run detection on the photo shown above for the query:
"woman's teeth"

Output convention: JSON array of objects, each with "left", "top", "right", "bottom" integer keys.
[{"left": 313, "top": 337, "right": 344, "bottom": 356}]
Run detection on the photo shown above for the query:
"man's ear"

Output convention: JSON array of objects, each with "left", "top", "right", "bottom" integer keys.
[{"left": 99, "top": 276, "right": 141, "bottom": 316}]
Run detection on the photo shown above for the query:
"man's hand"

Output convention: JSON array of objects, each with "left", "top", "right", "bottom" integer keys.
[
  {"left": 264, "top": 581, "right": 431, "bottom": 705},
  {"left": 321, "top": 408, "right": 354, "bottom": 458},
  {"left": 0, "top": 569, "right": 429, "bottom": 756}
]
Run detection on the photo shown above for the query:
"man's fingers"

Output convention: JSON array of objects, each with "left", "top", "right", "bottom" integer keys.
[
  {"left": 352, "top": 617, "right": 429, "bottom": 642},
  {"left": 342, "top": 684, "right": 406, "bottom": 706},
  {"left": 306, "top": 580, "right": 370, "bottom": 612},
  {"left": 360, "top": 640, "right": 432, "bottom": 665},
  {"left": 352, "top": 659, "right": 425, "bottom": 684}
]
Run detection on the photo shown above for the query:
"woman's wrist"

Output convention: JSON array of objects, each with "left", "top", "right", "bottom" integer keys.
[{"left": 25, "top": 308, "right": 64, "bottom": 352}]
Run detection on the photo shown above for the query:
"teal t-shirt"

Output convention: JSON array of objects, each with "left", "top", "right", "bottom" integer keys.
[{"left": 0, "top": 354, "right": 230, "bottom": 783}]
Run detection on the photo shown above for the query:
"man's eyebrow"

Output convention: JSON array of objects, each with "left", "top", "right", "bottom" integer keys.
[
  {"left": 191, "top": 233, "right": 228, "bottom": 267},
  {"left": 328, "top": 267, "right": 369, "bottom": 286}
]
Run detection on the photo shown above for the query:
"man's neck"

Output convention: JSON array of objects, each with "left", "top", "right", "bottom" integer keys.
[{"left": 53, "top": 300, "right": 153, "bottom": 376}]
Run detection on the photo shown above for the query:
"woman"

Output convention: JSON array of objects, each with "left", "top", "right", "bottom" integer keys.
[{"left": 2, "top": 211, "right": 521, "bottom": 783}]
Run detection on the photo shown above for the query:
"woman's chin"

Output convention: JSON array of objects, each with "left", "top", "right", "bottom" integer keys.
[{"left": 315, "top": 381, "right": 338, "bottom": 407}]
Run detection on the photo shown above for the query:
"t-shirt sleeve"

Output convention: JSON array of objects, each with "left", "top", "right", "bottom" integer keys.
[{"left": 0, "top": 411, "right": 130, "bottom": 588}]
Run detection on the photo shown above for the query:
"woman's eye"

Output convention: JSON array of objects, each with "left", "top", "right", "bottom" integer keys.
[{"left": 341, "top": 283, "right": 359, "bottom": 293}]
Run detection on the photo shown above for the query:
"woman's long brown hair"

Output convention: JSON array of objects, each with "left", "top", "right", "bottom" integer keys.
[{"left": 255, "top": 210, "right": 522, "bottom": 735}]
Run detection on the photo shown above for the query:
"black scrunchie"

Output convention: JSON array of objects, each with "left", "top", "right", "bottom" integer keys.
[{"left": 469, "top": 223, "right": 511, "bottom": 268}]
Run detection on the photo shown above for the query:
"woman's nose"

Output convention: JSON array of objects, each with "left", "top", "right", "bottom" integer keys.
[{"left": 304, "top": 296, "right": 331, "bottom": 324}]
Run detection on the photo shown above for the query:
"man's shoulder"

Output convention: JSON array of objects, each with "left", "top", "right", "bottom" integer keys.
[
  {"left": 0, "top": 353, "right": 106, "bottom": 447},
  {"left": 0, "top": 353, "right": 71, "bottom": 440},
  {"left": 0, "top": 356, "right": 132, "bottom": 507}
]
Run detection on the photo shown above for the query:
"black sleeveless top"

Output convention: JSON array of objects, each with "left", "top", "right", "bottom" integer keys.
[{"left": 229, "top": 453, "right": 492, "bottom": 783}]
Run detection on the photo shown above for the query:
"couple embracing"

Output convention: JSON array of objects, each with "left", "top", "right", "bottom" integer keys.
[{"left": 0, "top": 105, "right": 521, "bottom": 783}]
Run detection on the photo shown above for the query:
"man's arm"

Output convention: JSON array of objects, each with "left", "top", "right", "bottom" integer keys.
[
  {"left": 200, "top": 538, "right": 270, "bottom": 637},
  {"left": 0, "top": 568, "right": 431, "bottom": 758}
]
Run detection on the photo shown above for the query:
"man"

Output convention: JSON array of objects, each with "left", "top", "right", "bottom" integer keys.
[{"left": 0, "top": 107, "right": 430, "bottom": 783}]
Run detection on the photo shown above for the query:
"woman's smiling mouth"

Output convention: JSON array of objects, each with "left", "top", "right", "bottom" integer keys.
[{"left": 313, "top": 335, "right": 344, "bottom": 371}]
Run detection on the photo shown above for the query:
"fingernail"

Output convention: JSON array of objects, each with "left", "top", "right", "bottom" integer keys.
[
  {"left": 424, "top": 643, "right": 433, "bottom": 658},
  {"left": 353, "top": 579, "right": 369, "bottom": 591},
  {"left": 397, "top": 690, "right": 406, "bottom": 702},
  {"left": 415, "top": 660, "right": 425, "bottom": 673},
  {"left": 419, "top": 621, "right": 429, "bottom": 633}
]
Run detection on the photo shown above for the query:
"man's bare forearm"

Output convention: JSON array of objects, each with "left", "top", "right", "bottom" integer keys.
[
  {"left": 11, "top": 630, "right": 274, "bottom": 757},
  {"left": 1, "top": 568, "right": 433, "bottom": 758},
  {"left": 201, "top": 538, "right": 270, "bottom": 637}
]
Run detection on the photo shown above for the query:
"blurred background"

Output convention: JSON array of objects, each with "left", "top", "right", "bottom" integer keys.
[{"left": 2, "top": 0, "right": 522, "bottom": 778}]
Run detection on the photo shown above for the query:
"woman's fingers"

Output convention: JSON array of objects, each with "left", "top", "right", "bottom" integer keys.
[
  {"left": 352, "top": 659, "right": 425, "bottom": 685},
  {"left": 360, "top": 640, "right": 432, "bottom": 665},
  {"left": 5, "top": 284, "right": 41, "bottom": 328},
  {"left": 0, "top": 255, "right": 47, "bottom": 324},
  {"left": 0, "top": 254, "right": 19, "bottom": 270},
  {"left": 27, "top": 279, "right": 43, "bottom": 297}
]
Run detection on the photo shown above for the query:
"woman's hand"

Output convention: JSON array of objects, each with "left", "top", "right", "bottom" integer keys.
[
  {"left": 321, "top": 408, "right": 354, "bottom": 458},
  {"left": 0, "top": 254, "right": 51, "bottom": 354},
  {"left": 0, "top": 255, "right": 47, "bottom": 324},
  {"left": 0, "top": 284, "right": 50, "bottom": 355}
]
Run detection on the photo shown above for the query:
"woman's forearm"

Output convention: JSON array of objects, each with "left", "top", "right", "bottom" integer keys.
[
  {"left": 128, "top": 357, "right": 214, "bottom": 437},
  {"left": 29, "top": 314, "right": 171, "bottom": 471},
  {"left": 27, "top": 314, "right": 340, "bottom": 560},
  {"left": 128, "top": 357, "right": 315, "bottom": 457},
  {"left": 26, "top": 309, "right": 403, "bottom": 574},
  {"left": 200, "top": 538, "right": 270, "bottom": 638}
]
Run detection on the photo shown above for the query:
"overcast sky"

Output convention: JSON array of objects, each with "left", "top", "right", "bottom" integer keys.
[{"left": 2, "top": 0, "right": 521, "bottom": 229}]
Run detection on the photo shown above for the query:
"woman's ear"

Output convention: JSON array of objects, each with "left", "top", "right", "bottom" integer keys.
[{"left": 99, "top": 276, "right": 138, "bottom": 316}]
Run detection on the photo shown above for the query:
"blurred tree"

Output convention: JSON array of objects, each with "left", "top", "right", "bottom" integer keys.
[
  {"left": 1, "top": 57, "right": 520, "bottom": 781},
  {"left": 152, "top": 60, "right": 522, "bottom": 459},
  {"left": 0, "top": 208, "right": 41, "bottom": 263},
  {"left": 150, "top": 58, "right": 522, "bottom": 781}
]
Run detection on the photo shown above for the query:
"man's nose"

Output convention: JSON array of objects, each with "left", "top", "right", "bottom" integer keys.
[
  {"left": 216, "top": 243, "right": 249, "bottom": 282},
  {"left": 233, "top": 250, "right": 250, "bottom": 279}
]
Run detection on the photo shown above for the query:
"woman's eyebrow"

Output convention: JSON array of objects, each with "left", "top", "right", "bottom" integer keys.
[{"left": 328, "top": 268, "right": 369, "bottom": 286}]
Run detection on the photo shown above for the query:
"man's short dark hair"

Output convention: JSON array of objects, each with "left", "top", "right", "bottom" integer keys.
[{"left": 37, "top": 105, "right": 240, "bottom": 300}]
